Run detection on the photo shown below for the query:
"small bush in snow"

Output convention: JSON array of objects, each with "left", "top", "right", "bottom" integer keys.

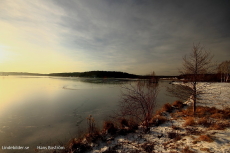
[
  {"left": 172, "top": 100, "right": 184, "bottom": 109},
  {"left": 150, "top": 116, "right": 167, "bottom": 126},
  {"left": 183, "top": 117, "right": 195, "bottom": 127},
  {"left": 198, "top": 134, "right": 214, "bottom": 142},
  {"left": 181, "top": 146, "right": 195, "bottom": 153},
  {"left": 197, "top": 117, "right": 212, "bottom": 127},
  {"left": 162, "top": 103, "right": 173, "bottom": 113}
]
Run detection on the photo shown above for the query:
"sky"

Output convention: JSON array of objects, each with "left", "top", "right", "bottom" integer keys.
[{"left": 0, "top": 0, "right": 230, "bottom": 75}]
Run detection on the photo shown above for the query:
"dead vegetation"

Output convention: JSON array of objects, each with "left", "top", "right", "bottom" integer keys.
[
  {"left": 197, "top": 134, "right": 214, "bottom": 142},
  {"left": 150, "top": 115, "right": 167, "bottom": 126},
  {"left": 63, "top": 102, "right": 229, "bottom": 153},
  {"left": 172, "top": 100, "right": 184, "bottom": 109},
  {"left": 197, "top": 117, "right": 212, "bottom": 127},
  {"left": 183, "top": 117, "right": 195, "bottom": 127},
  {"left": 181, "top": 146, "right": 195, "bottom": 153},
  {"left": 162, "top": 103, "right": 173, "bottom": 113}
]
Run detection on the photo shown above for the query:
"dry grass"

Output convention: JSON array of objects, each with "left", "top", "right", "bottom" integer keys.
[
  {"left": 195, "top": 106, "right": 209, "bottom": 117},
  {"left": 68, "top": 138, "right": 92, "bottom": 153},
  {"left": 162, "top": 103, "right": 173, "bottom": 113},
  {"left": 197, "top": 117, "right": 212, "bottom": 127},
  {"left": 223, "top": 107, "right": 230, "bottom": 119},
  {"left": 209, "top": 123, "right": 225, "bottom": 130},
  {"left": 172, "top": 100, "right": 184, "bottom": 109},
  {"left": 195, "top": 106, "right": 223, "bottom": 118},
  {"left": 181, "top": 146, "right": 195, "bottom": 153},
  {"left": 169, "top": 105, "right": 193, "bottom": 119},
  {"left": 183, "top": 117, "right": 196, "bottom": 127},
  {"left": 155, "top": 109, "right": 164, "bottom": 116},
  {"left": 200, "top": 148, "right": 210, "bottom": 152},
  {"left": 150, "top": 115, "right": 167, "bottom": 126},
  {"left": 171, "top": 110, "right": 184, "bottom": 118},
  {"left": 119, "top": 118, "right": 129, "bottom": 128},
  {"left": 167, "top": 132, "right": 182, "bottom": 142},
  {"left": 208, "top": 107, "right": 220, "bottom": 114},
  {"left": 185, "top": 127, "right": 203, "bottom": 135},
  {"left": 141, "top": 142, "right": 155, "bottom": 153},
  {"left": 210, "top": 113, "right": 224, "bottom": 119},
  {"left": 198, "top": 134, "right": 214, "bottom": 142},
  {"left": 103, "top": 121, "right": 117, "bottom": 135},
  {"left": 182, "top": 107, "right": 193, "bottom": 116}
]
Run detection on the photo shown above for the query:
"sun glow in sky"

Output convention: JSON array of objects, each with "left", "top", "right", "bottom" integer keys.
[
  {"left": 0, "top": 0, "right": 230, "bottom": 75},
  {"left": 0, "top": 45, "right": 8, "bottom": 62}
]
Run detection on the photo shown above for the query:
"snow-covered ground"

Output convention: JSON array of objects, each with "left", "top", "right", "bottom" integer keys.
[
  {"left": 172, "top": 82, "right": 230, "bottom": 109},
  {"left": 86, "top": 82, "right": 230, "bottom": 153},
  {"left": 90, "top": 122, "right": 230, "bottom": 153}
]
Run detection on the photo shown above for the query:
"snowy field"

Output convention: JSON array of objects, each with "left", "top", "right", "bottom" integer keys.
[{"left": 173, "top": 82, "right": 230, "bottom": 109}]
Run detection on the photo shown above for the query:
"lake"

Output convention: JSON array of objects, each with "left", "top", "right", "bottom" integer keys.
[{"left": 0, "top": 76, "right": 180, "bottom": 152}]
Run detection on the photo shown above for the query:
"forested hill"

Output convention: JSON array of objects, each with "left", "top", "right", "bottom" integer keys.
[{"left": 49, "top": 71, "right": 140, "bottom": 78}]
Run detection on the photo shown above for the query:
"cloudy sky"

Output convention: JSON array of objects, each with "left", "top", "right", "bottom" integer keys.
[{"left": 0, "top": 0, "right": 230, "bottom": 75}]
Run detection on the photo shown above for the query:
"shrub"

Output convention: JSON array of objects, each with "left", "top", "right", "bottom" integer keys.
[
  {"left": 198, "top": 134, "right": 213, "bottom": 142},
  {"left": 141, "top": 142, "right": 154, "bottom": 153},
  {"left": 102, "top": 150, "right": 118, "bottom": 153},
  {"left": 119, "top": 118, "right": 129, "bottom": 128},
  {"left": 185, "top": 127, "right": 202, "bottom": 135},
  {"left": 168, "top": 132, "right": 177, "bottom": 139},
  {"left": 69, "top": 138, "right": 92, "bottom": 153},
  {"left": 85, "top": 130, "right": 101, "bottom": 143},
  {"left": 127, "top": 120, "right": 139, "bottom": 131},
  {"left": 222, "top": 120, "right": 230, "bottom": 128},
  {"left": 209, "top": 123, "right": 225, "bottom": 130},
  {"left": 210, "top": 113, "right": 224, "bottom": 119},
  {"left": 172, "top": 100, "right": 184, "bottom": 109},
  {"left": 155, "top": 110, "right": 164, "bottom": 116},
  {"left": 117, "top": 128, "right": 130, "bottom": 135},
  {"left": 150, "top": 116, "right": 167, "bottom": 126},
  {"left": 162, "top": 103, "right": 173, "bottom": 113},
  {"left": 171, "top": 110, "right": 184, "bottom": 118},
  {"left": 103, "top": 121, "right": 117, "bottom": 135},
  {"left": 87, "top": 115, "right": 96, "bottom": 135},
  {"left": 182, "top": 107, "right": 193, "bottom": 117},
  {"left": 200, "top": 148, "right": 210, "bottom": 152},
  {"left": 197, "top": 117, "right": 212, "bottom": 127},
  {"left": 208, "top": 107, "right": 219, "bottom": 114},
  {"left": 168, "top": 132, "right": 181, "bottom": 141},
  {"left": 223, "top": 107, "right": 230, "bottom": 119},
  {"left": 119, "top": 80, "right": 158, "bottom": 127},
  {"left": 196, "top": 106, "right": 209, "bottom": 117},
  {"left": 181, "top": 146, "right": 195, "bottom": 153},
  {"left": 183, "top": 117, "right": 195, "bottom": 127}
]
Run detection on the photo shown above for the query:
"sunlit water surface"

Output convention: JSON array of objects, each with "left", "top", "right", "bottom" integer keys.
[{"left": 0, "top": 76, "right": 179, "bottom": 152}]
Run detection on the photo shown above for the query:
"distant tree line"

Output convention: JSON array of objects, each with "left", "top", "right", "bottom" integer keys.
[
  {"left": 49, "top": 71, "right": 140, "bottom": 78},
  {"left": 178, "top": 60, "right": 230, "bottom": 82},
  {"left": 217, "top": 60, "right": 230, "bottom": 82}
]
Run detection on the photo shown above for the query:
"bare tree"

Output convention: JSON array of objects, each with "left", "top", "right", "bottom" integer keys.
[
  {"left": 118, "top": 80, "right": 159, "bottom": 127},
  {"left": 218, "top": 60, "right": 230, "bottom": 82},
  {"left": 168, "top": 43, "right": 214, "bottom": 115}
]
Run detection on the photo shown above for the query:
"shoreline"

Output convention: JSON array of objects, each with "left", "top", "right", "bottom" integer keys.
[
  {"left": 61, "top": 82, "right": 230, "bottom": 153},
  {"left": 60, "top": 101, "right": 230, "bottom": 153}
]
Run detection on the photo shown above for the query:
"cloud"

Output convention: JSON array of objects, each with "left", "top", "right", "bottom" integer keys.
[{"left": 1, "top": 0, "right": 230, "bottom": 75}]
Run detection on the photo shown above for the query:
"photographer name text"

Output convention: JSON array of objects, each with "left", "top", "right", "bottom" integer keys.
[{"left": 37, "top": 146, "right": 65, "bottom": 150}]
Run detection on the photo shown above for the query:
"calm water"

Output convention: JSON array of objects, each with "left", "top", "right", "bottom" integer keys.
[{"left": 0, "top": 76, "right": 179, "bottom": 152}]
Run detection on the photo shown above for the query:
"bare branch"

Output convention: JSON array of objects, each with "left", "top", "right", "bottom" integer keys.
[{"left": 118, "top": 80, "right": 159, "bottom": 127}]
